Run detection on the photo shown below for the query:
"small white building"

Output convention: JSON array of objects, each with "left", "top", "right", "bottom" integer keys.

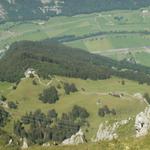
[{"left": 24, "top": 68, "right": 36, "bottom": 78}]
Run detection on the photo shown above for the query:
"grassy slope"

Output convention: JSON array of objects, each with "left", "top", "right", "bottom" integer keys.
[
  {"left": 1, "top": 76, "right": 148, "bottom": 141},
  {"left": 2, "top": 134, "right": 150, "bottom": 150},
  {"left": 27, "top": 134, "right": 150, "bottom": 150}
]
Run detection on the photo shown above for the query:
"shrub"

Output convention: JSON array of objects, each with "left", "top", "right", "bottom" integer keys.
[
  {"left": 71, "top": 105, "right": 89, "bottom": 119},
  {"left": 64, "top": 83, "right": 78, "bottom": 95},
  {"left": 48, "top": 109, "right": 58, "bottom": 119},
  {"left": 32, "top": 80, "right": 37, "bottom": 85},
  {"left": 98, "top": 105, "right": 116, "bottom": 117},
  {"left": 0, "top": 107, "right": 9, "bottom": 127},
  {"left": 39, "top": 86, "right": 59, "bottom": 104},
  {"left": 0, "top": 95, "right": 7, "bottom": 101},
  {"left": 8, "top": 101, "right": 17, "bottom": 109}
]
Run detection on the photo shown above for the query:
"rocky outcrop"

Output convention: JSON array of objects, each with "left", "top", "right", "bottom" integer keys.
[
  {"left": 94, "top": 122, "right": 118, "bottom": 141},
  {"left": 42, "top": 142, "right": 50, "bottom": 147},
  {"left": 62, "top": 129, "right": 85, "bottom": 145},
  {"left": 7, "top": 139, "right": 13, "bottom": 145},
  {"left": 21, "top": 138, "right": 28, "bottom": 149},
  {"left": 94, "top": 119, "right": 130, "bottom": 142},
  {"left": 135, "top": 107, "right": 150, "bottom": 137},
  {"left": 133, "top": 93, "right": 148, "bottom": 104},
  {"left": 0, "top": 100, "right": 9, "bottom": 108},
  {"left": 24, "top": 68, "right": 36, "bottom": 78}
]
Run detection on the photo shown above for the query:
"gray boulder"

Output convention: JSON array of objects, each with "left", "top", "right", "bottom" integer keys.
[
  {"left": 135, "top": 107, "right": 150, "bottom": 137},
  {"left": 21, "top": 138, "right": 28, "bottom": 149},
  {"left": 94, "top": 119, "right": 130, "bottom": 142},
  {"left": 62, "top": 129, "right": 85, "bottom": 145}
]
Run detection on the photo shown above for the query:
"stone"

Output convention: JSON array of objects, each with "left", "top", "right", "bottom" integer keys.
[
  {"left": 62, "top": 129, "right": 85, "bottom": 145},
  {"left": 24, "top": 68, "right": 36, "bottom": 78},
  {"left": 135, "top": 107, "right": 150, "bottom": 137},
  {"left": 94, "top": 118, "right": 130, "bottom": 142},
  {"left": 42, "top": 142, "right": 50, "bottom": 147},
  {"left": 94, "top": 122, "right": 118, "bottom": 142},
  {"left": 8, "top": 139, "right": 13, "bottom": 145},
  {"left": 0, "top": 100, "right": 9, "bottom": 108},
  {"left": 21, "top": 138, "right": 28, "bottom": 149}
]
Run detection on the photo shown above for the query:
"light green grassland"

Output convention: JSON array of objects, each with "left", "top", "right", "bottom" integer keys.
[
  {"left": 27, "top": 134, "right": 150, "bottom": 150},
  {"left": 1, "top": 76, "right": 149, "bottom": 141},
  {"left": 0, "top": 82, "right": 13, "bottom": 95},
  {"left": 2, "top": 135, "right": 150, "bottom": 150}
]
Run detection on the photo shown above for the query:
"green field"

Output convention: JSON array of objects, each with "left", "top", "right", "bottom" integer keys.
[
  {"left": 0, "top": 8, "right": 150, "bottom": 66},
  {"left": 1, "top": 76, "right": 148, "bottom": 142}
]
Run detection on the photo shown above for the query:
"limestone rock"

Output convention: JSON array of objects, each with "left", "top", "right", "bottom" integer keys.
[
  {"left": 62, "top": 129, "right": 85, "bottom": 145},
  {"left": 8, "top": 139, "right": 13, "bottom": 145},
  {"left": 24, "top": 68, "right": 36, "bottom": 78},
  {"left": 94, "top": 122, "right": 118, "bottom": 142},
  {"left": 21, "top": 138, "right": 28, "bottom": 149},
  {"left": 135, "top": 107, "right": 150, "bottom": 137},
  {"left": 94, "top": 119, "right": 130, "bottom": 142},
  {"left": 0, "top": 100, "right": 9, "bottom": 108},
  {"left": 42, "top": 142, "right": 50, "bottom": 147}
]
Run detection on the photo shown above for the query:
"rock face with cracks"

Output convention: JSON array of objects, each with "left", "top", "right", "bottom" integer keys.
[
  {"left": 21, "top": 138, "right": 28, "bottom": 149},
  {"left": 135, "top": 107, "right": 150, "bottom": 137},
  {"left": 94, "top": 119, "right": 130, "bottom": 142},
  {"left": 62, "top": 129, "right": 85, "bottom": 145}
]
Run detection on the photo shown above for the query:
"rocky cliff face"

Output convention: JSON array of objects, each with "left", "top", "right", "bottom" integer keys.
[
  {"left": 21, "top": 138, "right": 28, "bottom": 149},
  {"left": 93, "top": 119, "right": 131, "bottom": 142},
  {"left": 135, "top": 107, "right": 150, "bottom": 137},
  {"left": 62, "top": 129, "right": 85, "bottom": 145}
]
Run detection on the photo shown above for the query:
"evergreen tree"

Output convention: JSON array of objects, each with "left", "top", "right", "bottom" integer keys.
[{"left": 39, "top": 86, "right": 59, "bottom": 104}]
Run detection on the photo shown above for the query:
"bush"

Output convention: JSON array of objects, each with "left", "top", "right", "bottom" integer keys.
[
  {"left": 39, "top": 86, "right": 59, "bottom": 104},
  {"left": 98, "top": 108, "right": 105, "bottom": 117},
  {"left": 32, "top": 80, "right": 37, "bottom": 85},
  {"left": 0, "top": 107, "right": 9, "bottom": 127},
  {"left": 64, "top": 83, "right": 78, "bottom": 95},
  {"left": 121, "top": 80, "right": 125, "bottom": 85},
  {"left": 98, "top": 105, "right": 116, "bottom": 117},
  {"left": 71, "top": 105, "right": 89, "bottom": 119},
  {"left": 48, "top": 109, "right": 58, "bottom": 119},
  {"left": 8, "top": 101, "right": 17, "bottom": 109},
  {"left": 111, "top": 109, "right": 117, "bottom": 115},
  {"left": 0, "top": 95, "right": 7, "bottom": 101}
]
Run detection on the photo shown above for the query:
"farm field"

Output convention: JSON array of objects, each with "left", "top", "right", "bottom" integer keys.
[
  {"left": 0, "top": 7, "right": 150, "bottom": 66},
  {"left": 1, "top": 75, "right": 148, "bottom": 142}
]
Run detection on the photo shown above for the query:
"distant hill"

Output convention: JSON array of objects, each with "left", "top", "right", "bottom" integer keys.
[
  {"left": 0, "top": 40, "right": 150, "bottom": 84},
  {"left": 0, "top": 0, "right": 150, "bottom": 22}
]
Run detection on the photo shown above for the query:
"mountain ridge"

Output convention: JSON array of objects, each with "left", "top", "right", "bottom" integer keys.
[{"left": 0, "top": 0, "right": 150, "bottom": 22}]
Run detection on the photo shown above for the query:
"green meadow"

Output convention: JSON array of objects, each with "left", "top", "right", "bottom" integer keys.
[{"left": 1, "top": 76, "right": 148, "bottom": 141}]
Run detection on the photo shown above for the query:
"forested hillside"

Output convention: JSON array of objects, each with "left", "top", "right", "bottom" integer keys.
[
  {"left": 1, "top": 40, "right": 150, "bottom": 84},
  {"left": 0, "top": 0, "right": 150, "bottom": 22}
]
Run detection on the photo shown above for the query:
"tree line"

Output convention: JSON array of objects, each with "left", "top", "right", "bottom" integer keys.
[
  {"left": 14, "top": 106, "right": 89, "bottom": 145},
  {"left": 0, "top": 41, "right": 150, "bottom": 85}
]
